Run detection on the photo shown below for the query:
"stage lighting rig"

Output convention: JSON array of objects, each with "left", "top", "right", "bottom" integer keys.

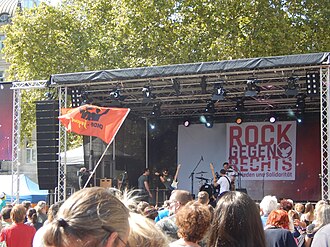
[
  {"left": 285, "top": 77, "right": 299, "bottom": 96},
  {"left": 245, "top": 79, "right": 260, "bottom": 97},
  {"left": 212, "top": 82, "right": 226, "bottom": 101}
]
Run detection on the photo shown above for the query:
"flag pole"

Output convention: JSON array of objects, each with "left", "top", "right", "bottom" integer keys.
[{"left": 83, "top": 140, "right": 112, "bottom": 189}]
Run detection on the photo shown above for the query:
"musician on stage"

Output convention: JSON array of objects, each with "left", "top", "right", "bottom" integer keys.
[
  {"left": 223, "top": 162, "right": 237, "bottom": 190},
  {"left": 78, "top": 167, "right": 93, "bottom": 189},
  {"left": 155, "top": 168, "right": 174, "bottom": 199}
]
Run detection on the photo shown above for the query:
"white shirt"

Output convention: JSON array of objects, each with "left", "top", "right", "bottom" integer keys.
[{"left": 216, "top": 175, "right": 230, "bottom": 194}]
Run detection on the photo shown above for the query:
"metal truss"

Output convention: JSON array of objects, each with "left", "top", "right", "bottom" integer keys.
[
  {"left": 320, "top": 64, "right": 330, "bottom": 200},
  {"left": 11, "top": 80, "right": 47, "bottom": 203},
  {"left": 11, "top": 88, "right": 21, "bottom": 203},
  {"left": 57, "top": 87, "right": 68, "bottom": 202}
]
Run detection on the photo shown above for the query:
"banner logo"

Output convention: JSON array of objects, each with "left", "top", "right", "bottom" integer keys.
[{"left": 227, "top": 121, "right": 296, "bottom": 180}]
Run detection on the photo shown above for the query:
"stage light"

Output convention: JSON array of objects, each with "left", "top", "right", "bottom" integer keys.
[
  {"left": 204, "top": 115, "right": 214, "bottom": 128},
  {"left": 296, "top": 113, "right": 304, "bottom": 124},
  {"left": 142, "top": 85, "right": 154, "bottom": 103},
  {"left": 269, "top": 115, "right": 276, "bottom": 123},
  {"left": 235, "top": 116, "right": 243, "bottom": 125},
  {"left": 245, "top": 79, "right": 260, "bottom": 97},
  {"left": 199, "top": 115, "right": 206, "bottom": 124},
  {"left": 70, "top": 87, "right": 82, "bottom": 107},
  {"left": 205, "top": 102, "right": 215, "bottom": 114},
  {"left": 285, "top": 77, "right": 299, "bottom": 96},
  {"left": 212, "top": 82, "right": 226, "bottom": 101},
  {"left": 172, "top": 78, "right": 181, "bottom": 96},
  {"left": 151, "top": 103, "right": 161, "bottom": 117},
  {"left": 109, "top": 88, "right": 126, "bottom": 101},
  {"left": 306, "top": 71, "right": 320, "bottom": 97},
  {"left": 149, "top": 119, "right": 157, "bottom": 130},
  {"left": 201, "top": 76, "right": 207, "bottom": 94},
  {"left": 235, "top": 98, "right": 245, "bottom": 112},
  {"left": 183, "top": 120, "right": 190, "bottom": 127}
]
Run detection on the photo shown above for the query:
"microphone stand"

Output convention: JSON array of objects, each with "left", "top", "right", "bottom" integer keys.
[{"left": 188, "top": 156, "right": 203, "bottom": 196}]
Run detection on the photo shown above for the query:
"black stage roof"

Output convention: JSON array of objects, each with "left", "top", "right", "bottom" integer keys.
[{"left": 49, "top": 52, "right": 330, "bottom": 121}]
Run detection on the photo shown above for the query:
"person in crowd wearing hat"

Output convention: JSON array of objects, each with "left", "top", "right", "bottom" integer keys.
[{"left": 0, "top": 193, "right": 6, "bottom": 212}]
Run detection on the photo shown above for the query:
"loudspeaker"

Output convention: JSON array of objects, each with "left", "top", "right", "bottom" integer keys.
[
  {"left": 36, "top": 100, "right": 59, "bottom": 190},
  {"left": 236, "top": 188, "right": 248, "bottom": 194}
]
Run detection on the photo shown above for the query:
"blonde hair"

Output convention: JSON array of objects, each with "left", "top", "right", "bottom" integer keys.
[
  {"left": 43, "top": 187, "right": 130, "bottom": 247},
  {"left": 128, "top": 212, "right": 169, "bottom": 247}
]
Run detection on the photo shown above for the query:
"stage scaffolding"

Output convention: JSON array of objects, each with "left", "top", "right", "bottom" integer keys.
[{"left": 9, "top": 54, "right": 330, "bottom": 201}]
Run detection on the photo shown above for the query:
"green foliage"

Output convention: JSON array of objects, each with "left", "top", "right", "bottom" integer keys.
[{"left": 1, "top": 0, "right": 329, "bottom": 144}]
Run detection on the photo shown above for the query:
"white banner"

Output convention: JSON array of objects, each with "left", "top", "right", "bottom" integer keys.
[{"left": 226, "top": 121, "right": 296, "bottom": 180}]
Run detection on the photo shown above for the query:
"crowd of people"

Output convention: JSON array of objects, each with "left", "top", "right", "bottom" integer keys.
[{"left": 1, "top": 164, "right": 330, "bottom": 247}]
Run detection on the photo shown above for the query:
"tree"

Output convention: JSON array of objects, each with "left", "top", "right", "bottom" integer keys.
[{"left": 1, "top": 0, "right": 329, "bottom": 143}]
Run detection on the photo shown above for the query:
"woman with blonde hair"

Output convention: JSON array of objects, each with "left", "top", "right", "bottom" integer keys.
[
  {"left": 128, "top": 212, "right": 169, "bottom": 247},
  {"left": 43, "top": 187, "right": 130, "bottom": 247}
]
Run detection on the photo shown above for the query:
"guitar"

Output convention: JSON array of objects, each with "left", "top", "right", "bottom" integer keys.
[{"left": 171, "top": 164, "right": 181, "bottom": 189}]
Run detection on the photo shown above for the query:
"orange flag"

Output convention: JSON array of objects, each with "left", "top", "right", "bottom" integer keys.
[{"left": 58, "top": 105, "right": 130, "bottom": 144}]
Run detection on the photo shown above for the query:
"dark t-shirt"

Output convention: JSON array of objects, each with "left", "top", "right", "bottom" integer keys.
[
  {"left": 138, "top": 174, "right": 148, "bottom": 192},
  {"left": 264, "top": 227, "right": 297, "bottom": 247}
]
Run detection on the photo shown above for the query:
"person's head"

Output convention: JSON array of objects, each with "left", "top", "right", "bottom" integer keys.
[
  {"left": 304, "top": 202, "right": 314, "bottom": 214},
  {"left": 223, "top": 162, "right": 229, "bottom": 170},
  {"left": 43, "top": 187, "right": 130, "bottom": 247},
  {"left": 128, "top": 212, "right": 169, "bottom": 247},
  {"left": 219, "top": 169, "right": 226, "bottom": 176},
  {"left": 294, "top": 203, "right": 305, "bottom": 214},
  {"left": 27, "top": 208, "right": 38, "bottom": 224},
  {"left": 197, "top": 191, "right": 210, "bottom": 205},
  {"left": 162, "top": 168, "right": 169, "bottom": 176},
  {"left": 22, "top": 200, "right": 32, "bottom": 211},
  {"left": 1, "top": 206, "right": 12, "bottom": 222},
  {"left": 314, "top": 200, "right": 330, "bottom": 228},
  {"left": 266, "top": 209, "right": 290, "bottom": 229},
  {"left": 0, "top": 192, "right": 6, "bottom": 200},
  {"left": 143, "top": 168, "right": 150, "bottom": 176},
  {"left": 259, "top": 195, "right": 278, "bottom": 216},
  {"left": 137, "top": 201, "right": 149, "bottom": 215},
  {"left": 143, "top": 206, "right": 158, "bottom": 220},
  {"left": 10, "top": 204, "right": 26, "bottom": 223},
  {"left": 169, "top": 190, "right": 193, "bottom": 215},
  {"left": 35, "top": 200, "right": 47, "bottom": 214},
  {"left": 280, "top": 199, "right": 293, "bottom": 212},
  {"left": 208, "top": 191, "right": 266, "bottom": 247},
  {"left": 47, "top": 201, "right": 64, "bottom": 223},
  {"left": 176, "top": 201, "right": 211, "bottom": 243},
  {"left": 80, "top": 167, "right": 87, "bottom": 173}
]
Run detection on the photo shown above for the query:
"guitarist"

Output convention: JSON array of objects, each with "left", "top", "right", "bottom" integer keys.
[{"left": 155, "top": 168, "right": 174, "bottom": 199}]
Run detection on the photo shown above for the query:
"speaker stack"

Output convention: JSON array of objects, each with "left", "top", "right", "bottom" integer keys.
[{"left": 35, "top": 100, "right": 59, "bottom": 190}]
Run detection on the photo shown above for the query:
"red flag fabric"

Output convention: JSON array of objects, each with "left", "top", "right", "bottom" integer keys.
[{"left": 58, "top": 105, "right": 130, "bottom": 144}]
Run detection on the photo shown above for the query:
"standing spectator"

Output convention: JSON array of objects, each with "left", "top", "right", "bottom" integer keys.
[
  {"left": 0, "top": 193, "right": 6, "bottom": 213},
  {"left": 305, "top": 200, "right": 330, "bottom": 247},
  {"left": 264, "top": 209, "right": 297, "bottom": 247},
  {"left": 128, "top": 212, "right": 169, "bottom": 247},
  {"left": 295, "top": 203, "right": 305, "bottom": 219},
  {"left": 0, "top": 204, "right": 36, "bottom": 247},
  {"left": 260, "top": 195, "right": 278, "bottom": 228},
  {"left": 208, "top": 191, "right": 266, "bottom": 247},
  {"left": 35, "top": 201, "right": 47, "bottom": 225},
  {"left": 311, "top": 223, "right": 330, "bottom": 247},
  {"left": 43, "top": 187, "right": 130, "bottom": 247},
  {"left": 0, "top": 206, "right": 12, "bottom": 230},
  {"left": 33, "top": 201, "right": 63, "bottom": 247},
  {"left": 138, "top": 168, "right": 153, "bottom": 202},
  {"left": 156, "top": 190, "right": 193, "bottom": 241},
  {"left": 301, "top": 202, "right": 314, "bottom": 226},
  {"left": 25, "top": 208, "right": 43, "bottom": 231},
  {"left": 170, "top": 201, "right": 211, "bottom": 247}
]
